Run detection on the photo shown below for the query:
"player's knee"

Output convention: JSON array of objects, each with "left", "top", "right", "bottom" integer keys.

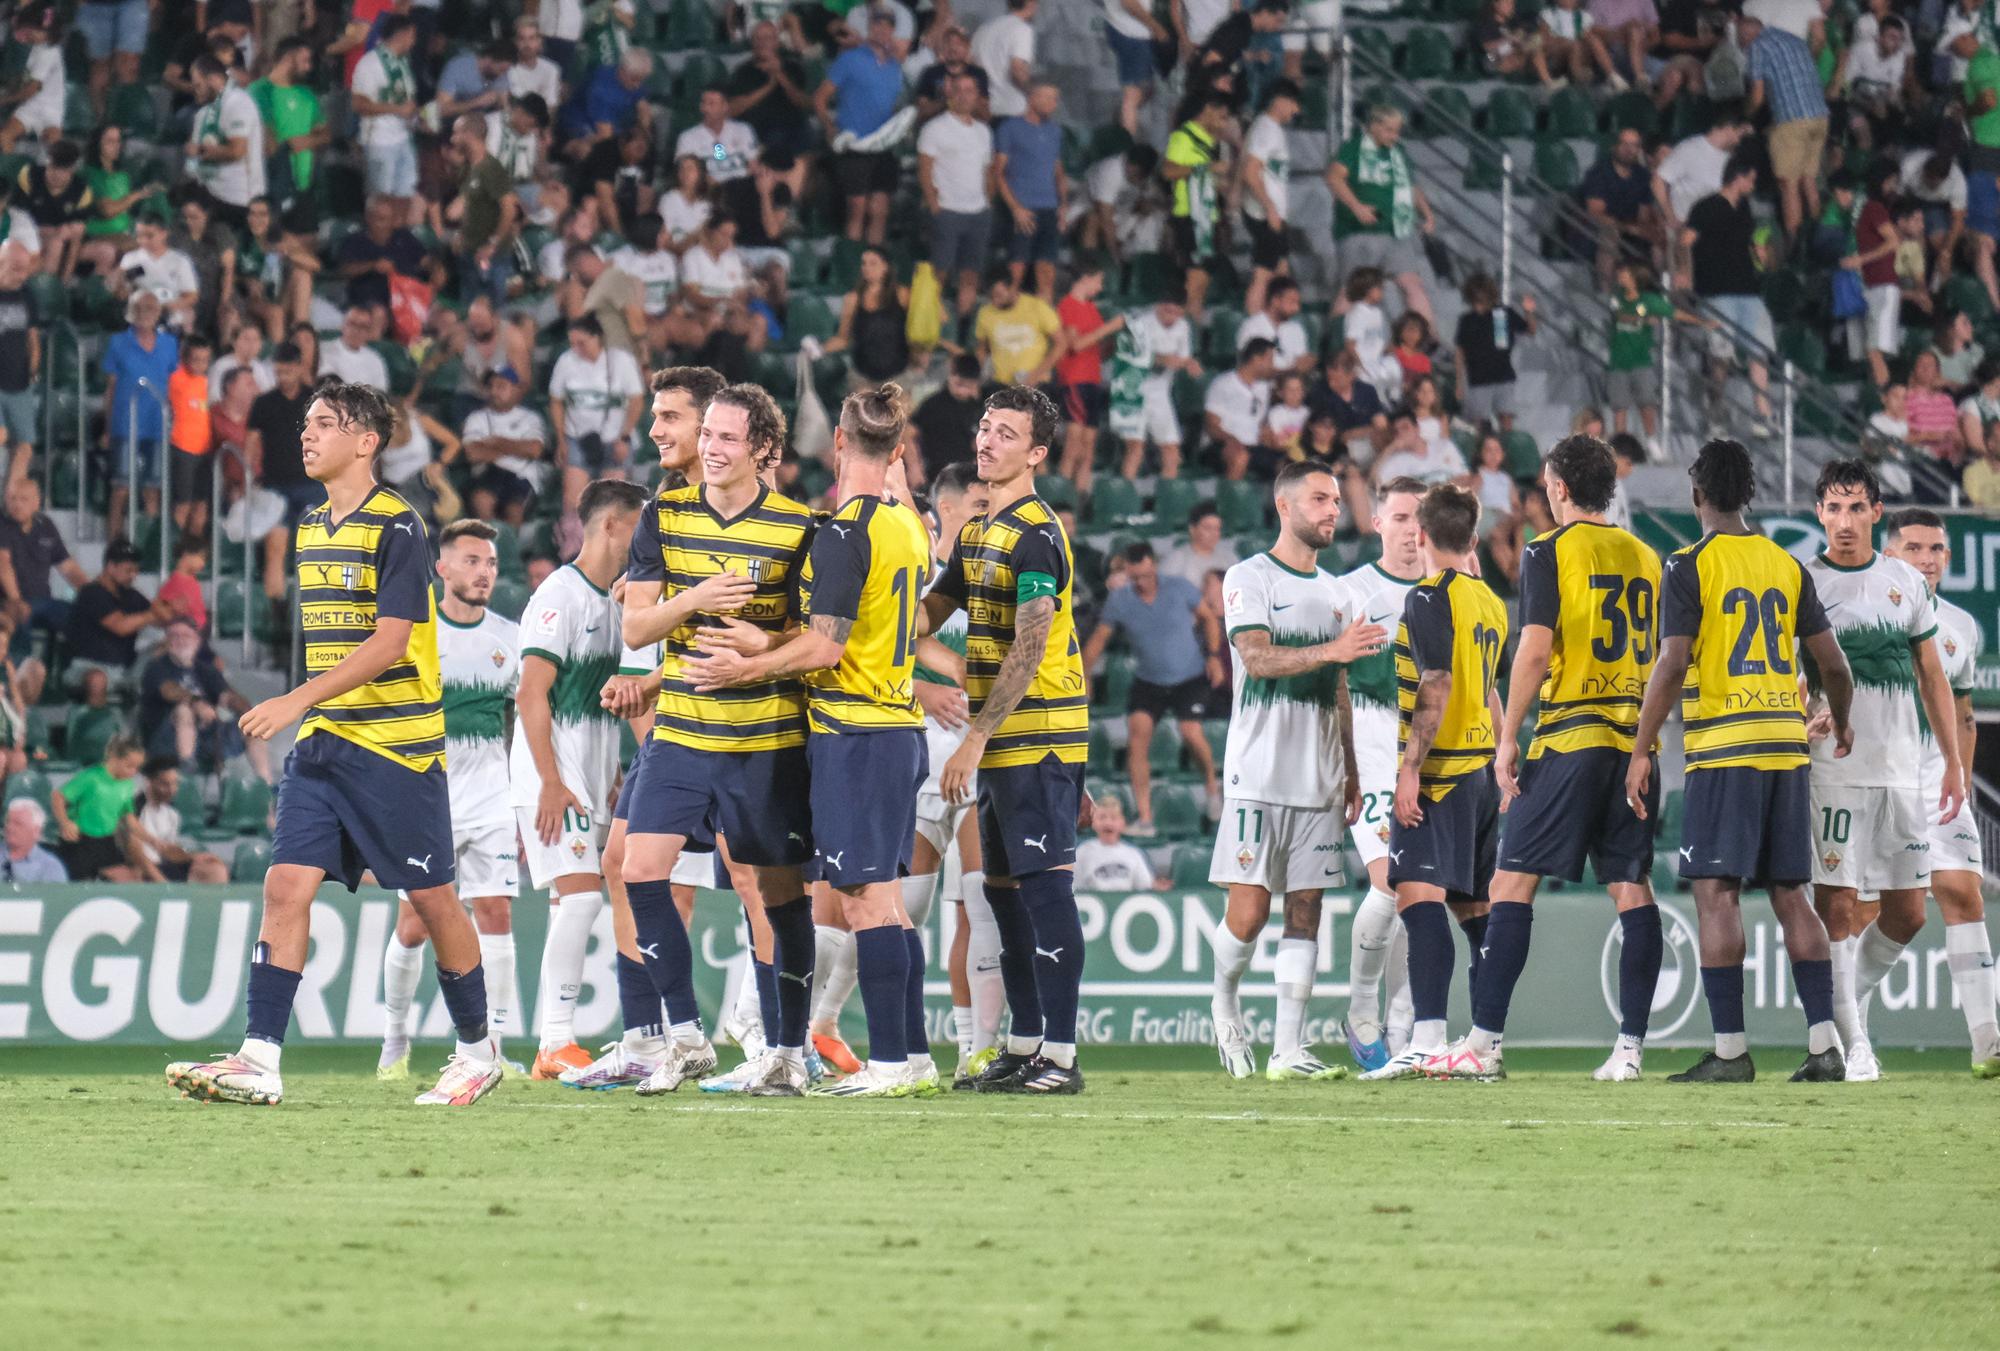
[
  {"left": 471, "top": 897, "right": 512, "bottom": 933},
  {"left": 263, "top": 864, "right": 320, "bottom": 911}
]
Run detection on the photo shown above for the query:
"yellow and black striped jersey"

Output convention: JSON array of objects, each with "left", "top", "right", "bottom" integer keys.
[
  {"left": 796, "top": 494, "right": 930, "bottom": 734},
  {"left": 932, "top": 495, "right": 1087, "bottom": 768},
  {"left": 1661, "top": 531, "right": 1829, "bottom": 773},
  {"left": 1518, "top": 521, "right": 1663, "bottom": 758},
  {"left": 1395, "top": 568, "right": 1508, "bottom": 800},
  {"left": 626, "top": 482, "right": 815, "bottom": 752},
  {"left": 294, "top": 486, "right": 446, "bottom": 772}
]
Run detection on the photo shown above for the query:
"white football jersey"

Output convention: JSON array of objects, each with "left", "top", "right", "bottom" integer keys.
[
  {"left": 1806, "top": 552, "right": 1935, "bottom": 790},
  {"left": 1218, "top": 553, "right": 1352, "bottom": 808},
  {"left": 439, "top": 608, "right": 521, "bottom": 831},
  {"left": 920, "top": 560, "right": 971, "bottom": 792},
  {"left": 1330, "top": 561, "right": 1419, "bottom": 787},
  {"left": 508, "top": 564, "right": 625, "bottom": 815},
  {"left": 1920, "top": 593, "right": 1981, "bottom": 792}
]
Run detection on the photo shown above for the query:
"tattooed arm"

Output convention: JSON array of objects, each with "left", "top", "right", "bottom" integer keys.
[
  {"left": 939, "top": 596, "right": 1055, "bottom": 803},
  {"left": 1231, "top": 620, "right": 1387, "bottom": 678},
  {"left": 682, "top": 614, "right": 851, "bottom": 689},
  {"left": 1393, "top": 668, "right": 1450, "bottom": 828}
]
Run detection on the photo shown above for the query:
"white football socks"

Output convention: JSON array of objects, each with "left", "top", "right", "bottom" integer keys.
[
  {"left": 537, "top": 890, "right": 602, "bottom": 1050},
  {"left": 1828, "top": 934, "right": 1863, "bottom": 1051},
  {"left": 951, "top": 1004, "right": 975, "bottom": 1062},
  {"left": 477, "top": 931, "right": 518, "bottom": 1043},
  {"left": 380, "top": 935, "right": 425, "bottom": 1066},
  {"left": 238, "top": 1037, "right": 281, "bottom": 1073},
  {"left": 901, "top": 872, "right": 937, "bottom": 930},
  {"left": 1384, "top": 918, "right": 1413, "bottom": 1052},
  {"left": 1411, "top": 1018, "right": 1447, "bottom": 1056},
  {"left": 1945, "top": 922, "right": 1999, "bottom": 1052},
  {"left": 959, "top": 871, "right": 1003, "bottom": 1052},
  {"left": 1346, "top": 887, "right": 1399, "bottom": 1030},
  {"left": 812, "top": 925, "right": 858, "bottom": 1027},
  {"left": 1210, "top": 925, "right": 1254, "bottom": 1027},
  {"left": 732, "top": 951, "right": 764, "bottom": 1026},
  {"left": 1273, "top": 936, "right": 1316, "bottom": 1059},
  {"left": 1714, "top": 1030, "right": 1748, "bottom": 1059},
  {"left": 1853, "top": 922, "right": 1908, "bottom": 1023}
]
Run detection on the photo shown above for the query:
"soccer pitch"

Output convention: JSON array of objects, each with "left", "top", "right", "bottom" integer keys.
[{"left": 5, "top": 1046, "right": 1992, "bottom": 1351}]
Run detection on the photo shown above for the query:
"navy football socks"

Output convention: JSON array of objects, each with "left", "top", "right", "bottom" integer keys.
[
  {"left": 1618, "top": 906, "right": 1664, "bottom": 1040},
  {"left": 1402, "top": 901, "right": 1455, "bottom": 1025},
  {"left": 244, "top": 942, "right": 301, "bottom": 1046},
  {"left": 435, "top": 963, "right": 490, "bottom": 1045},
  {"left": 984, "top": 882, "right": 1045, "bottom": 1044},
  {"left": 1020, "top": 870, "right": 1085, "bottom": 1048},
  {"left": 1470, "top": 901, "right": 1532, "bottom": 1034},
  {"left": 1459, "top": 911, "right": 1490, "bottom": 995},
  {"left": 1790, "top": 957, "right": 1835, "bottom": 1031},
  {"left": 853, "top": 924, "right": 909, "bottom": 1065},
  {"left": 1701, "top": 965, "right": 1747, "bottom": 1039},
  {"left": 615, "top": 953, "right": 661, "bottom": 1038},
  {"left": 765, "top": 895, "right": 815, "bottom": 1050},
  {"left": 902, "top": 927, "right": 928, "bottom": 1058},
  {"left": 628, "top": 879, "right": 702, "bottom": 1026}
]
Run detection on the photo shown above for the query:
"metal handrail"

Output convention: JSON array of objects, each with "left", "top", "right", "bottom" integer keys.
[
  {"left": 126, "top": 375, "right": 172, "bottom": 560},
  {"left": 209, "top": 443, "right": 255, "bottom": 667},
  {"left": 38, "top": 322, "right": 87, "bottom": 528}
]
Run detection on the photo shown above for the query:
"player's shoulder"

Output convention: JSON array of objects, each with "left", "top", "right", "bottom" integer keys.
[
  {"left": 757, "top": 487, "right": 816, "bottom": 521},
  {"left": 1221, "top": 552, "right": 1268, "bottom": 588},
  {"left": 827, "top": 494, "right": 876, "bottom": 525},
  {"left": 1877, "top": 552, "right": 1929, "bottom": 592},
  {"left": 363, "top": 486, "right": 424, "bottom": 524},
  {"left": 484, "top": 608, "right": 522, "bottom": 642},
  {"left": 1008, "top": 495, "right": 1060, "bottom": 530},
  {"left": 655, "top": 481, "right": 703, "bottom": 509}
]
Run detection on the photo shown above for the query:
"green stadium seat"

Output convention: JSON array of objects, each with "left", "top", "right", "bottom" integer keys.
[
  {"left": 25, "top": 272, "right": 67, "bottom": 325},
  {"left": 1298, "top": 80, "right": 1331, "bottom": 132},
  {"left": 1416, "top": 87, "right": 1474, "bottom": 140},
  {"left": 23, "top": 707, "right": 51, "bottom": 763},
  {"left": 1087, "top": 476, "right": 1143, "bottom": 528},
  {"left": 1761, "top": 268, "right": 1807, "bottom": 324},
  {"left": 1533, "top": 141, "right": 1581, "bottom": 193},
  {"left": 1946, "top": 272, "right": 1995, "bottom": 326},
  {"left": 1150, "top": 477, "right": 1202, "bottom": 536},
  {"left": 1777, "top": 324, "right": 1825, "bottom": 377},
  {"left": 1502, "top": 430, "right": 1542, "bottom": 482},
  {"left": 1215, "top": 479, "right": 1266, "bottom": 534},
  {"left": 1097, "top": 651, "right": 1135, "bottom": 709},
  {"left": 1465, "top": 154, "right": 1506, "bottom": 191},
  {"left": 230, "top": 839, "right": 273, "bottom": 883},
  {"left": 63, "top": 705, "right": 125, "bottom": 770},
  {"left": 1170, "top": 844, "right": 1213, "bottom": 888},
  {"left": 1666, "top": 93, "right": 1712, "bottom": 141},
  {"left": 489, "top": 577, "right": 530, "bottom": 621},
  {"left": 1542, "top": 86, "right": 1595, "bottom": 141},
  {"left": 1088, "top": 723, "right": 1118, "bottom": 774},
  {"left": 216, "top": 772, "right": 272, "bottom": 836},
  {"left": 1201, "top": 718, "right": 1230, "bottom": 764},
  {"left": 788, "top": 295, "right": 839, "bottom": 344},
  {"left": 174, "top": 771, "right": 206, "bottom": 829},
  {"left": 1035, "top": 473, "right": 1079, "bottom": 510},
  {"left": 1151, "top": 783, "right": 1205, "bottom": 839},
  {"left": 1146, "top": 718, "right": 1185, "bottom": 777},
  {"left": 1482, "top": 87, "right": 1536, "bottom": 139},
  {"left": 4, "top": 767, "right": 53, "bottom": 813},
  {"left": 489, "top": 520, "right": 524, "bottom": 580},
  {"left": 1603, "top": 91, "right": 1659, "bottom": 137},
  {"left": 1204, "top": 307, "right": 1245, "bottom": 365},
  {"left": 664, "top": 0, "right": 719, "bottom": 50},
  {"left": 1349, "top": 26, "right": 1394, "bottom": 74},
  {"left": 1397, "top": 26, "right": 1454, "bottom": 80},
  {"left": 1359, "top": 83, "right": 1412, "bottom": 118}
]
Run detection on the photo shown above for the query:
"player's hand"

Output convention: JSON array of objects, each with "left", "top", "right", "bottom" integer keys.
[
  {"left": 688, "top": 571, "right": 757, "bottom": 614},
  {"left": 240, "top": 692, "right": 307, "bottom": 741},
  {"left": 1938, "top": 769, "right": 1965, "bottom": 826},
  {"left": 1392, "top": 764, "right": 1423, "bottom": 828},
  {"left": 56, "top": 817, "right": 79, "bottom": 843},
  {"left": 695, "top": 616, "right": 776, "bottom": 656},
  {"left": 535, "top": 779, "right": 584, "bottom": 846},
  {"left": 1493, "top": 738, "right": 1520, "bottom": 801},
  {"left": 1326, "top": 623, "right": 1388, "bottom": 664},
  {"left": 1343, "top": 774, "right": 1362, "bottom": 828},
  {"left": 1804, "top": 708, "right": 1833, "bottom": 743},
  {"left": 598, "top": 674, "right": 650, "bottom": 718},
  {"left": 1624, "top": 753, "right": 1652, "bottom": 822},
  {"left": 610, "top": 576, "right": 627, "bottom": 605},
  {"left": 940, "top": 735, "right": 983, "bottom": 806},
  {"left": 1833, "top": 720, "right": 1854, "bottom": 759},
  {"left": 682, "top": 646, "right": 755, "bottom": 690},
  {"left": 915, "top": 679, "right": 968, "bottom": 728}
]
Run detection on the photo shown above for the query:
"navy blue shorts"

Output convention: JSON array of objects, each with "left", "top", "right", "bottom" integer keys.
[
  {"left": 1498, "top": 747, "right": 1657, "bottom": 885},
  {"left": 625, "top": 738, "right": 814, "bottom": 868},
  {"left": 1107, "top": 27, "right": 1154, "bottom": 85},
  {"left": 1679, "top": 764, "right": 1812, "bottom": 887},
  {"left": 271, "top": 733, "right": 455, "bottom": 893},
  {"left": 613, "top": 743, "right": 716, "bottom": 852},
  {"left": 1007, "top": 206, "right": 1062, "bottom": 264},
  {"left": 808, "top": 729, "right": 926, "bottom": 887},
  {"left": 977, "top": 754, "right": 1085, "bottom": 880},
  {"left": 1388, "top": 768, "right": 1499, "bottom": 904}
]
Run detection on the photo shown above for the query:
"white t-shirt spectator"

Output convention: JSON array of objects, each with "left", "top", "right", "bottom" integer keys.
[
  {"left": 1074, "top": 837, "right": 1157, "bottom": 891},
  {"left": 189, "top": 86, "right": 267, "bottom": 208},
  {"left": 2, "top": 207, "right": 41, "bottom": 263},
  {"left": 352, "top": 48, "right": 416, "bottom": 148},
  {"left": 1540, "top": 5, "right": 1593, "bottom": 39},
  {"left": 917, "top": 112, "right": 994, "bottom": 214},
  {"left": 136, "top": 798, "right": 187, "bottom": 869},
  {"left": 1942, "top": 10, "right": 1986, "bottom": 80},
  {"left": 488, "top": 119, "right": 542, "bottom": 184},
  {"left": 1103, "top": 0, "right": 1152, "bottom": 38},
  {"left": 509, "top": 57, "right": 563, "bottom": 110},
  {"left": 681, "top": 243, "right": 748, "bottom": 300},
  {"left": 1345, "top": 299, "right": 1401, "bottom": 395},
  {"left": 1900, "top": 150, "right": 1968, "bottom": 212},
  {"left": 17, "top": 44, "right": 64, "bottom": 133},
  {"left": 1204, "top": 371, "right": 1271, "bottom": 445},
  {"left": 659, "top": 189, "right": 711, "bottom": 246},
  {"left": 319, "top": 339, "right": 390, "bottom": 390},
  {"left": 610, "top": 244, "right": 679, "bottom": 314},
  {"left": 208, "top": 355, "right": 274, "bottom": 401},
  {"left": 1267, "top": 400, "right": 1310, "bottom": 446},
  {"left": 1127, "top": 306, "right": 1190, "bottom": 398},
  {"left": 1242, "top": 112, "right": 1289, "bottom": 223},
  {"left": 675, "top": 119, "right": 760, "bottom": 185},
  {"left": 117, "top": 246, "right": 200, "bottom": 309},
  {"left": 1373, "top": 439, "right": 1467, "bottom": 485},
  {"left": 1743, "top": 0, "right": 1819, "bottom": 37},
  {"left": 1656, "top": 133, "right": 1730, "bottom": 221},
  {"left": 537, "top": 0, "right": 583, "bottom": 42},
  {"left": 1160, "top": 539, "right": 1241, "bottom": 592},
  {"left": 549, "top": 346, "right": 643, "bottom": 442},
  {"left": 1181, "top": 0, "right": 1232, "bottom": 44},
  {"left": 463, "top": 404, "right": 551, "bottom": 488},
  {"left": 1236, "top": 311, "right": 1310, "bottom": 371},
  {"left": 1845, "top": 32, "right": 1910, "bottom": 92},
  {"left": 972, "top": 13, "right": 1036, "bottom": 119}
]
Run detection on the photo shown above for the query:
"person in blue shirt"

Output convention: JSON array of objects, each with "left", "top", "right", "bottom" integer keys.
[
  {"left": 995, "top": 82, "right": 1068, "bottom": 302},
  {"left": 101, "top": 290, "right": 179, "bottom": 530},
  {"left": 815, "top": 8, "right": 908, "bottom": 243},
  {"left": 561, "top": 47, "right": 655, "bottom": 158}
]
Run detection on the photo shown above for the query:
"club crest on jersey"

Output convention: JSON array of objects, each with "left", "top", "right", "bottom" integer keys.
[
  {"left": 342, "top": 564, "right": 359, "bottom": 590},
  {"left": 1944, "top": 636, "right": 1958, "bottom": 657},
  {"left": 1235, "top": 846, "right": 1255, "bottom": 869},
  {"left": 490, "top": 648, "right": 506, "bottom": 668},
  {"left": 1886, "top": 586, "right": 1903, "bottom": 607},
  {"left": 570, "top": 838, "right": 587, "bottom": 859},
  {"left": 1821, "top": 848, "right": 1842, "bottom": 872},
  {"left": 1376, "top": 824, "right": 1391, "bottom": 844}
]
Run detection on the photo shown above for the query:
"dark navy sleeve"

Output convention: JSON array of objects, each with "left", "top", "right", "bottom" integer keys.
[
  {"left": 1008, "top": 514, "right": 1071, "bottom": 606},
  {"left": 373, "top": 511, "right": 431, "bottom": 623},
  {"left": 934, "top": 530, "right": 969, "bottom": 603},
  {"left": 626, "top": 511, "right": 665, "bottom": 583},
  {"left": 1661, "top": 550, "right": 1702, "bottom": 641},
  {"left": 805, "top": 507, "right": 871, "bottom": 623},
  {"left": 1404, "top": 579, "right": 1456, "bottom": 674},
  {"left": 1518, "top": 536, "right": 1559, "bottom": 630},
  {"left": 1794, "top": 561, "right": 1830, "bottom": 639}
]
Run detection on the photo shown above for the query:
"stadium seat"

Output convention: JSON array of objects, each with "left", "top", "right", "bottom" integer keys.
[
  {"left": 489, "top": 520, "right": 524, "bottom": 579},
  {"left": 1150, "top": 477, "right": 1201, "bottom": 535},
  {"left": 1151, "top": 783, "right": 1205, "bottom": 839},
  {"left": 1417, "top": 87, "right": 1474, "bottom": 140},
  {"left": 1170, "top": 844, "right": 1213, "bottom": 888},
  {"left": 1542, "top": 86, "right": 1595, "bottom": 141},
  {"left": 1035, "top": 473, "right": 1079, "bottom": 510},
  {"left": 1297, "top": 80, "right": 1331, "bottom": 132},
  {"left": 1146, "top": 718, "right": 1185, "bottom": 777},
  {"left": 788, "top": 295, "right": 839, "bottom": 344},
  {"left": 1532, "top": 142, "right": 1581, "bottom": 193},
  {"left": 1481, "top": 87, "right": 1535, "bottom": 139},
  {"left": 25, "top": 273, "right": 66, "bottom": 326},
  {"left": 23, "top": 707, "right": 51, "bottom": 763},
  {"left": 1204, "top": 307, "right": 1245, "bottom": 365},
  {"left": 1761, "top": 268, "right": 1808, "bottom": 325},
  {"left": 1603, "top": 92, "right": 1659, "bottom": 137},
  {"left": 215, "top": 772, "right": 272, "bottom": 836},
  {"left": 63, "top": 705, "right": 125, "bottom": 770},
  {"left": 1201, "top": 717, "right": 1230, "bottom": 763},
  {"left": 230, "top": 839, "right": 272, "bottom": 883},
  {"left": 1097, "top": 651, "right": 1135, "bottom": 709},
  {"left": 1397, "top": 26, "right": 1454, "bottom": 80},
  {"left": 1087, "top": 476, "right": 1143, "bottom": 528},
  {"left": 1215, "top": 479, "right": 1265, "bottom": 534},
  {"left": 489, "top": 578, "right": 530, "bottom": 622},
  {"left": 4, "top": 767, "right": 53, "bottom": 814},
  {"left": 1465, "top": 154, "right": 1506, "bottom": 191},
  {"left": 1946, "top": 272, "right": 1995, "bottom": 326},
  {"left": 1349, "top": 26, "right": 1394, "bottom": 74},
  {"left": 1088, "top": 723, "right": 1119, "bottom": 775},
  {"left": 174, "top": 771, "right": 206, "bottom": 829},
  {"left": 1777, "top": 324, "right": 1826, "bottom": 377},
  {"left": 105, "top": 84, "right": 158, "bottom": 139},
  {"left": 1502, "top": 431, "right": 1542, "bottom": 482}
]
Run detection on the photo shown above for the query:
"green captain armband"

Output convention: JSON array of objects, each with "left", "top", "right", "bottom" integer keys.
[{"left": 1016, "top": 571, "right": 1059, "bottom": 604}]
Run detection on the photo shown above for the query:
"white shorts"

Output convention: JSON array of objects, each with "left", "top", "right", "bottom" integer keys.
[
  {"left": 1209, "top": 797, "right": 1348, "bottom": 894},
  {"left": 1109, "top": 384, "right": 1181, "bottom": 447},
  {"left": 1925, "top": 789, "right": 1984, "bottom": 875},
  {"left": 514, "top": 800, "right": 609, "bottom": 890},
  {"left": 454, "top": 819, "right": 521, "bottom": 899},
  {"left": 670, "top": 845, "right": 719, "bottom": 889},
  {"left": 1808, "top": 781, "right": 1929, "bottom": 892},
  {"left": 915, "top": 789, "right": 973, "bottom": 856},
  {"left": 1863, "top": 282, "right": 1901, "bottom": 355},
  {"left": 1346, "top": 744, "right": 1398, "bottom": 867}
]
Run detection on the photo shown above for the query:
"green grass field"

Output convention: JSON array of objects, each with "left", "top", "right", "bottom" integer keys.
[{"left": 5, "top": 1045, "right": 1995, "bottom": 1351}]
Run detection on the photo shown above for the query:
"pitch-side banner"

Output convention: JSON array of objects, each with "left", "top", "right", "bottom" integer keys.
[{"left": 0, "top": 886, "right": 1991, "bottom": 1048}]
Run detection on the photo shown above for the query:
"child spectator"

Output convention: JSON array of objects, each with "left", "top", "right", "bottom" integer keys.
[
  {"left": 50, "top": 733, "right": 146, "bottom": 883},
  {"left": 1054, "top": 260, "right": 1124, "bottom": 498},
  {"left": 1606, "top": 261, "right": 1700, "bottom": 447},
  {"left": 1390, "top": 312, "right": 1434, "bottom": 390},
  {"left": 1342, "top": 267, "right": 1401, "bottom": 400},
  {"left": 157, "top": 538, "right": 209, "bottom": 634},
  {"left": 1073, "top": 793, "right": 1166, "bottom": 892},
  {"left": 1453, "top": 273, "right": 1537, "bottom": 432},
  {"left": 1540, "top": 0, "right": 1618, "bottom": 88},
  {"left": 1110, "top": 290, "right": 1200, "bottom": 480},
  {"left": 1265, "top": 370, "right": 1311, "bottom": 457},
  {"left": 168, "top": 336, "right": 215, "bottom": 538}
]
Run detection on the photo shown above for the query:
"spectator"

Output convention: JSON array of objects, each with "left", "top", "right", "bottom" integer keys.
[
  {"left": 461, "top": 366, "right": 547, "bottom": 523},
  {"left": 1963, "top": 33, "right": 2000, "bottom": 313},
  {"left": 1164, "top": 91, "right": 1234, "bottom": 320},
  {"left": 561, "top": 45, "right": 655, "bottom": 160},
  {"left": 916, "top": 71, "right": 996, "bottom": 322},
  {"left": 1540, "top": 0, "right": 1619, "bottom": 88},
  {"left": 972, "top": 0, "right": 1038, "bottom": 122},
  {"left": 1956, "top": 356, "right": 2000, "bottom": 452},
  {"left": 0, "top": 477, "right": 87, "bottom": 661},
  {"left": 338, "top": 196, "right": 432, "bottom": 315},
  {"left": 1265, "top": 371, "right": 1311, "bottom": 457},
  {"left": 489, "top": 95, "right": 550, "bottom": 202},
  {"left": 1932, "top": 309, "right": 1985, "bottom": 391},
  {"left": 116, "top": 215, "right": 200, "bottom": 332},
  {"left": 1238, "top": 277, "right": 1313, "bottom": 376},
  {"left": 973, "top": 264, "right": 1060, "bottom": 386},
  {"left": 128, "top": 756, "right": 230, "bottom": 883},
  {"left": 549, "top": 313, "right": 644, "bottom": 509},
  {"left": 77, "top": 0, "right": 146, "bottom": 110},
  {"left": 157, "top": 536, "right": 208, "bottom": 633},
  {"left": 914, "top": 23, "right": 991, "bottom": 124},
  {"left": 821, "top": 246, "right": 912, "bottom": 390},
  {"left": 15, "top": 140, "right": 93, "bottom": 278},
  {"left": 185, "top": 55, "right": 265, "bottom": 233},
  {"left": 169, "top": 193, "right": 236, "bottom": 342},
  {"left": 1652, "top": 116, "right": 1746, "bottom": 272},
  {"left": 139, "top": 618, "right": 257, "bottom": 774},
  {"left": 1079, "top": 141, "right": 1167, "bottom": 265},
  {"left": 50, "top": 733, "right": 146, "bottom": 883},
  {"left": 1053, "top": 259, "right": 1122, "bottom": 497},
  {"left": 249, "top": 37, "right": 329, "bottom": 207},
  {"left": 438, "top": 39, "right": 513, "bottom": 122},
  {"left": 1083, "top": 540, "right": 1221, "bottom": 834},
  {"left": 1606, "top": 432, "right": 1641, "bottom": 528},
  {"left": 818, "top": 9, "right": 908, "bottom": 245},
  {"left": 452, "top": 295, "right": 537, "bottom": 417},
  {"left": 509, "top": 16, "right": 567, "bottom": 111},
  {"left": 0, "top": 6, "right": 65, "bottom": 156},
  {"left": 352, "top": 15, "right": 421, "bottom": 221},
  {"left": 1683, "top": 154, "right": 1776, "bottom": 435},
  {"left": 1962, "top": 418, "right": 2000, "bottom": 506},
  {"left": 166, "top": 334, "right": 215, "bottom": 536},
  {"left": 79, "top": 126, "right": 164, "bottom": 279},
  {"left": 66, "top": 538, "right": 179, "bottom": 686},
  {"left": 1327, "top": 104, "right": 1437, "bottom": 328},
  {"left": 611, "top": 214, "right": 680, "bottom": 353},
  {"left": 1159, "top": 502, "right": 1241, "bottom": 592},
  {"left": 1407, "top": 372, "right": 1463, "bottom": 460},
  {"left": 0, "top": 798, "right": 66, "bottom": 883},
  {"left": 320, "top": 305, "right": 392, "bottom": 391},
  {"left": 1473, "top": 0, "right": 1542, "bottom": 82},
  {"left": 1204, "top": 338, "right": 1279, "bottom": 480},
  {"left": 246, "top": 341, "right": 317, "bottom": 522},
  {"left": 1901, "top": 149, "right": 1967, "bottom": 285},
  {"left": 103, "top": 291, "right": 180, "bottom": 530},
  {"left": 1833, "top": 16, "right": 1915, "bottom": 154},
  {"left": 210, "top": 321, "right": 275, "bottom": 402},
  {"left": 995, "top": 83, "right": 1067, "bottom": 302},
  {"left": 1740, "top": 13, "right": 1828, "bottom": 244},
  {"left": 1109, "top": 289, "right": 1199, "bottom": 480},
  {"left": 1588, "top": 0, "right": 1657, "bottom": 92},
  {"left": 1307, "top": 348, "right": 1390, "bottom": 455},
  {"left": 1073, "top": 793, "right": 1166, "bottom": 891},
  {"left": 726, "top": 21, "right": 816, "bottom": 164},
  {"left": 1453, "top": 274, "right": 1537, "bottom": 432},
  {"left": 676, "top": 85, "right": 763, "bottom": 228},
  {"left": 446, "top": 113, "right": 520, "bottom": 306},
  {"left": 1374, "top": 406, "right": 1469, "bottom": 485},
  {"left": 908, "top": 354, "right": 989, "bottom": 475},
  {"left": 1101, "top": 0, "right": 1169, "bottom": 136},
  {"left": 1905, "top": 350, "right": 1963, "bottom": 462},
  {"left": 675, "top": 217, "right": 769, "bottom": 367},
  {"left": 1392, "top": 314, "right": 1436, "bottom": 389},
  {"left": 1461, "top": 429, "right": 1520, "bottom": 530},
  {"left": 1193, "top": 0, "right": 1292, "bottom": 104},
  {"left": 575, "top": 124, "right": 657, "bottom": 239},
  {"left": 0, "top": 251, "right": 38, "bottom": 484},
  {"left": 1341, "top": 266, "right": 1402, "bottom": 399},
  {"left": 1240, "top": 80, "right": 1300, "bottom": 315},
  {"left": 1849, "top": 167, "right": 1906, "bottom": 389},
  {"left": 1578, "top": 128, "right": 1662, "bottom": 291}
]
